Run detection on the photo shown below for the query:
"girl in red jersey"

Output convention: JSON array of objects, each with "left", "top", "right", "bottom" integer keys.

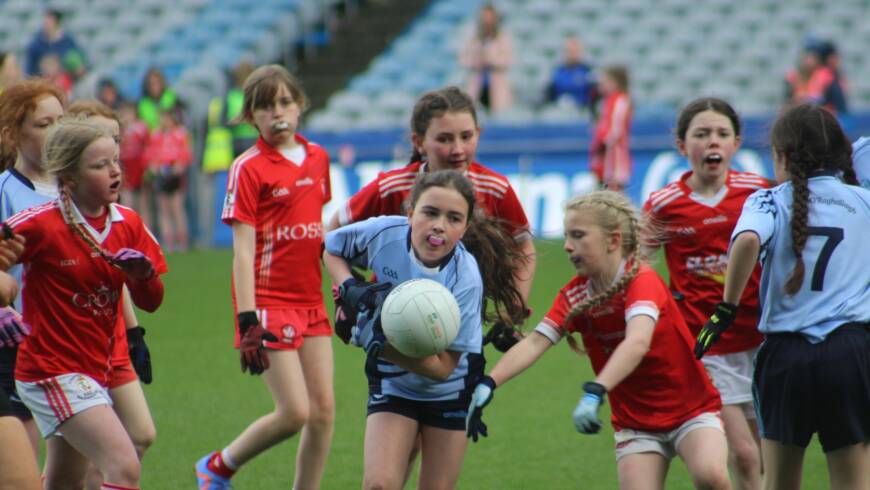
[
  {"left": 196, "top": 64, "right": 334, "bottom": 490},
  {"left": 8, "top": 117, "right": 167, "bottom": 490},
  {"left": 590, "top": 65, "right": 632, "bottom": 191},
  {"left": 118, "top": 101, "right": 152, "bottom": 231},
  {"left": 467, "top": 191, "right": 730, "bottom": 490},
  {"left": 67, "top": 100, "right": 158, "bottom": 490},
  {"left": 644, "top": 98, "right": 767, "bottom": 490},
  {"left": 327, "top": 86, "right": 534, "bottom": 349},
  {"left": 146, "top": 108, "right": 191, "bottom": 251}
]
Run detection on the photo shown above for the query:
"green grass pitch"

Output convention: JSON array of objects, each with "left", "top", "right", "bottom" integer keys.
[{"left": 140, "top": 241, "right": 827, "bottom": 488}]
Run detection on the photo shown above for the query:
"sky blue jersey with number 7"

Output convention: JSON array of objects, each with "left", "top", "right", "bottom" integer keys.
[{"left": 732, "top": 172, "right": 870, "bottom": 343}]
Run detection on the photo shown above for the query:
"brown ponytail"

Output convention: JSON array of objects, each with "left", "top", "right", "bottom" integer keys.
[{"left": 770, "top": 104, "right": 853, "bottom": 295}]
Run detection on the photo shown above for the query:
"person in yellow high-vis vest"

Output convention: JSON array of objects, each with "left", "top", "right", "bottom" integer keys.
[{"left": 203, "top": 62, "right": 258, "bottom": 173}]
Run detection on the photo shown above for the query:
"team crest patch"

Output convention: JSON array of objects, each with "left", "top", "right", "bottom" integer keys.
[
  {"left": 74, "top": 375, "right": 98, "bottom": 400},
  {"left": 281, "top": 325, "right": 297, "bottom": 343}
]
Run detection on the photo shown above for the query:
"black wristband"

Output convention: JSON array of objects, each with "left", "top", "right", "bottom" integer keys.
[
  {"left": 480, "top": 375, "right": 497, "bottom": 390},
  {"left": 237, "top": 311, "right": 259, "bottom": 335},
  {"left": 583, "top": 381, "right": 606, "bottom": 398},
  {"left": 126, "top": 326, "right": 145, "bottom": 342}
]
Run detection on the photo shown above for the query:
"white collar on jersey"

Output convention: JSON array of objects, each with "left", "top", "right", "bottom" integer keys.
[
  {"left": 59, "top": 199, "right": 124, "bottom": 245},
  {"left": 588, "top": 258, "right": 628, "bottom": 296}
]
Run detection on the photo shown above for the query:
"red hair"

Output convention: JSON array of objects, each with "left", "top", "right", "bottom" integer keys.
[{"left": 0, "top": 78, "right": 66, "bottom": 169}]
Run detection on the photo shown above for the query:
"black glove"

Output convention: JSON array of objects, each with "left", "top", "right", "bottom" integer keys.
[
  {"left": 238, "top": 311, "right": 278, "bottom": 375},
  {"left": 126, "top": 326, "right": 152, "bottom": 384},
  {"left": 339, "top": 278, "right": 391, "bottom": 317},
  {"left": 694, "top": 302, "right": 739, "bottom": 359},
  {"left": 466, "top": 375, "right": 497, "bottom": 442},
  {"left": 483, "top": 321, "right": 525, "bottom": 353},
  {"left": 332, "top": 284, "right": 355, "bottom": 344}
]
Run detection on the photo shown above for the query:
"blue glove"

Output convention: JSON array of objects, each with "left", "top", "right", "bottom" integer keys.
[
  {"left": 126, "top": 326, "right": 152, "bottom": 384},
  {"left": 339, "top": 278, "right": 391, "bottom": 317},
  {"left": 465, "top": 375, "right": 496, "bottom": 442},
  {"left": 351, "top": 302, "right": 387, "bottom": 358},
  {"left": 573, "top": 381, "right": 606, "bottom": 434}
]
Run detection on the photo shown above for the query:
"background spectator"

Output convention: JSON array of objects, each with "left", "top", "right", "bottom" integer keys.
[
  {"left": 0, "top": 52, "right": 22, "bottom": 93},
  {"left": 97, "top": 78, "right": 122, "bottom": 110},
  {"left": 546, "top": 35, "right": 597, "bottom": 113},
  {"left": 202, "top": 60, "right": 258, "bottom": 173},
  {"left": 119, "top": 101, "right": 153, "bottom": 230},
  {"left": 147, "top": 108, "right": 192, "bottom": 251},
  {"left": 783, "top": 38, "right": 845, "bottom": 113},
  {"left": 590, "top": 65, "right": 632, "bottom": 190},
  {"left": 38, "top": 53, "right": 72, "bottom": 99},
  {"left": 459, "top": 3, "right": 513, "bottom": 112},
  {"left": 25, "top": 9, "right": 86, "bottom": 79},
  {"left": 138, "top": 67, "right": 181, "bottom": 131}
]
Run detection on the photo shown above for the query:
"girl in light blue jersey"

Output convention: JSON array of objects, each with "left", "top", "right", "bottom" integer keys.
[
  {"left": 324, "top": 170, "right": 524, "bottom": 490},
  {"left": 695, "top": 104, "right": 870, "bottom": 490}
]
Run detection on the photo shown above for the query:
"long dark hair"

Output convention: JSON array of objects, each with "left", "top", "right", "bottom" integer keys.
[
  {"left": 408, "top": 170, "right": 527, "bottom": 325},
  {"left": 408, "top": 86, "right": 478, "bottom": 164},
  {"left": 769, "top": 104, "right": 856, "bottom": 295}
]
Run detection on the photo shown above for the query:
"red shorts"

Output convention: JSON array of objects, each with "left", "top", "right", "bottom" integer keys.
[
  {"left": 107, "top": 361, "right": 138, "bottom": 389},
  {"left": 234, "top": 305, "right": 332, "bottom": 351}
]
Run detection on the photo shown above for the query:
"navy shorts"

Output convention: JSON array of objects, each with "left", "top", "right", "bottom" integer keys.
[
  {"left": 367, "top": 393, "right": 468, "bottom": 431},
  {"left": 0, "top": 348, "right": 31, "bottom": 420},
  {"left": 754, "top": 322, "right": 870, "bottom": 453}
]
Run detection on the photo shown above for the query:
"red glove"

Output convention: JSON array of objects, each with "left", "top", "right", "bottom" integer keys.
[{"left": 238, "top": 311, "right": 277, "bottom": 375}]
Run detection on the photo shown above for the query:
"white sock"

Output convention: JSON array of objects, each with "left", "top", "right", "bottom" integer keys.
[{"left": 221, "top": 448, "right": 239, "bottom": 470}]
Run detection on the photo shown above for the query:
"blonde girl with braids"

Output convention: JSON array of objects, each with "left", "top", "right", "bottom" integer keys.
[
  {"left": 68, "top": 100, "right": 158, "bottom": 490},
  {"left": 696, "top": 104, "right": 870, "bottom": 490},
  {"left": 6, "top": 117, "right": 167, "bottom": 490},
  {"left": 467, "top": 190, "right": 731, "bottom": 490}
]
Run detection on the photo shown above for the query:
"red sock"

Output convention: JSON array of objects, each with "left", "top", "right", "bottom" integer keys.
[
  {"left": 101, "top": 484, "right": 139, "bottom": 490},
  {"left": 207, "top": 451, "right": 236, "bottom": 479}
]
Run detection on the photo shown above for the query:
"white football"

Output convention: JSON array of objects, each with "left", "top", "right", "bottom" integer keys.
[{"left": 380, "top": 278, "right": 461, "bottom": 358}]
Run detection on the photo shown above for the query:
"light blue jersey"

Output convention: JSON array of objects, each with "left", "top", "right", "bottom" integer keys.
[
  {"left": 733, "top": 173, "right": 870, "bottom": 342},
  {"left": 852, "top": 137, "right": 870, "bottom": 190},
  {"left": 325, "top": 215, "right": 485, "bottom": 401},
  {"left": 0, "top": 169, "right": 57, "bottom": 311}
]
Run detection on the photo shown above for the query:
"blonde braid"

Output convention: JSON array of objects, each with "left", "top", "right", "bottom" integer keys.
[
  {"left": 561, "top": 191, "right": 645, "bottom": 356},
  {"left": 60, "top": 188, "right": 116, "bottom": 266}
]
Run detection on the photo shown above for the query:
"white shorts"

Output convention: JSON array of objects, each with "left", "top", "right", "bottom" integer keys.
[
  {"left": 701, "top": 347, "right": 758, "bottom": 406},
  {"left": 16, "top": 373, "right": 112, "bottom": 438},
  {"left": 614, "top": 412, "right": 724, "bottom": 461}
]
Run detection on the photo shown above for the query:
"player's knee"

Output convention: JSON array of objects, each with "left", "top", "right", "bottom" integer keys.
[
  {"left": 307, "top": 397, "right": 335, "bottom": 430},
  {"left": 363, "top": 473, "right": 402, "bottom": 490},
  {"left": 690, "top": 463, "right": 730, "bottom": 490},
  {"left": 273, "top": 406, "right": 308, "bottom": 437},
  {"left": 728, "top": 438, "right": 761, "bottom": 476},
  {"left": 105, "top": 457, "right": 141, "bottom": 487}
]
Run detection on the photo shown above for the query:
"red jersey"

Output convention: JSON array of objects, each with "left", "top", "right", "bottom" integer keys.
[
  {"left": 590, "top": 92, "right": 632, "bottom": 186},
  {"left": 9, "top": 201, "right": 167, "bottom": 385},
  {"left": 120, "top": 120, "right": 149, "bottom": 189},
  {"left": 337, "top": 161, "right": 530, "bottom": 239},
  {"left": 145, "top": 126, "right": 192, "bottom": 169},
  {"left": 541, "top": 264, "right": 721, "bottom": 432},
  {"left": 644, "top": 170, "right": 768, "bottom": 355},
  {"left": 222, "top": 135, "right": 331, "bottom": 308}
]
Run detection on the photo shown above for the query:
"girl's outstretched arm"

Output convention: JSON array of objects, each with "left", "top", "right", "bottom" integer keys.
[
  {"left": 489, "top": 331, "right": 553, "bottom": 386},
  {"left": 593, "top": 315, "right": 655, "bottom": 391},
  {"left": 723, "top": 231, "right": 761, "bottom": 304},
  {"left": 322, "top": 249, "right": 353, "bottom": 286}
]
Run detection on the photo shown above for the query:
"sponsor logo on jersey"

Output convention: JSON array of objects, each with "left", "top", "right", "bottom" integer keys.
[
  {"left": 272, "top": 187, "right": 290, "bottom": 198},
  {"left": 702, "top": 215, "right": 728, "bottom": 225},
  {"left": 275, "top": 222, "right": 323, "bottom": 241},
  {"left": 686, "top": 254, "right": 728, "bottom": 278}
]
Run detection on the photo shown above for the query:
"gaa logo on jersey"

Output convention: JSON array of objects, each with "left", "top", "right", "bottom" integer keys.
[
  {"left": 74, "top": 375, "right": 98, "bottom": 400},
  {"left": 281, "top": 325, "right": 297, "bottom": 343},
  {"left": 641, "top": 150, "right": 767, "bottom": 203}
]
